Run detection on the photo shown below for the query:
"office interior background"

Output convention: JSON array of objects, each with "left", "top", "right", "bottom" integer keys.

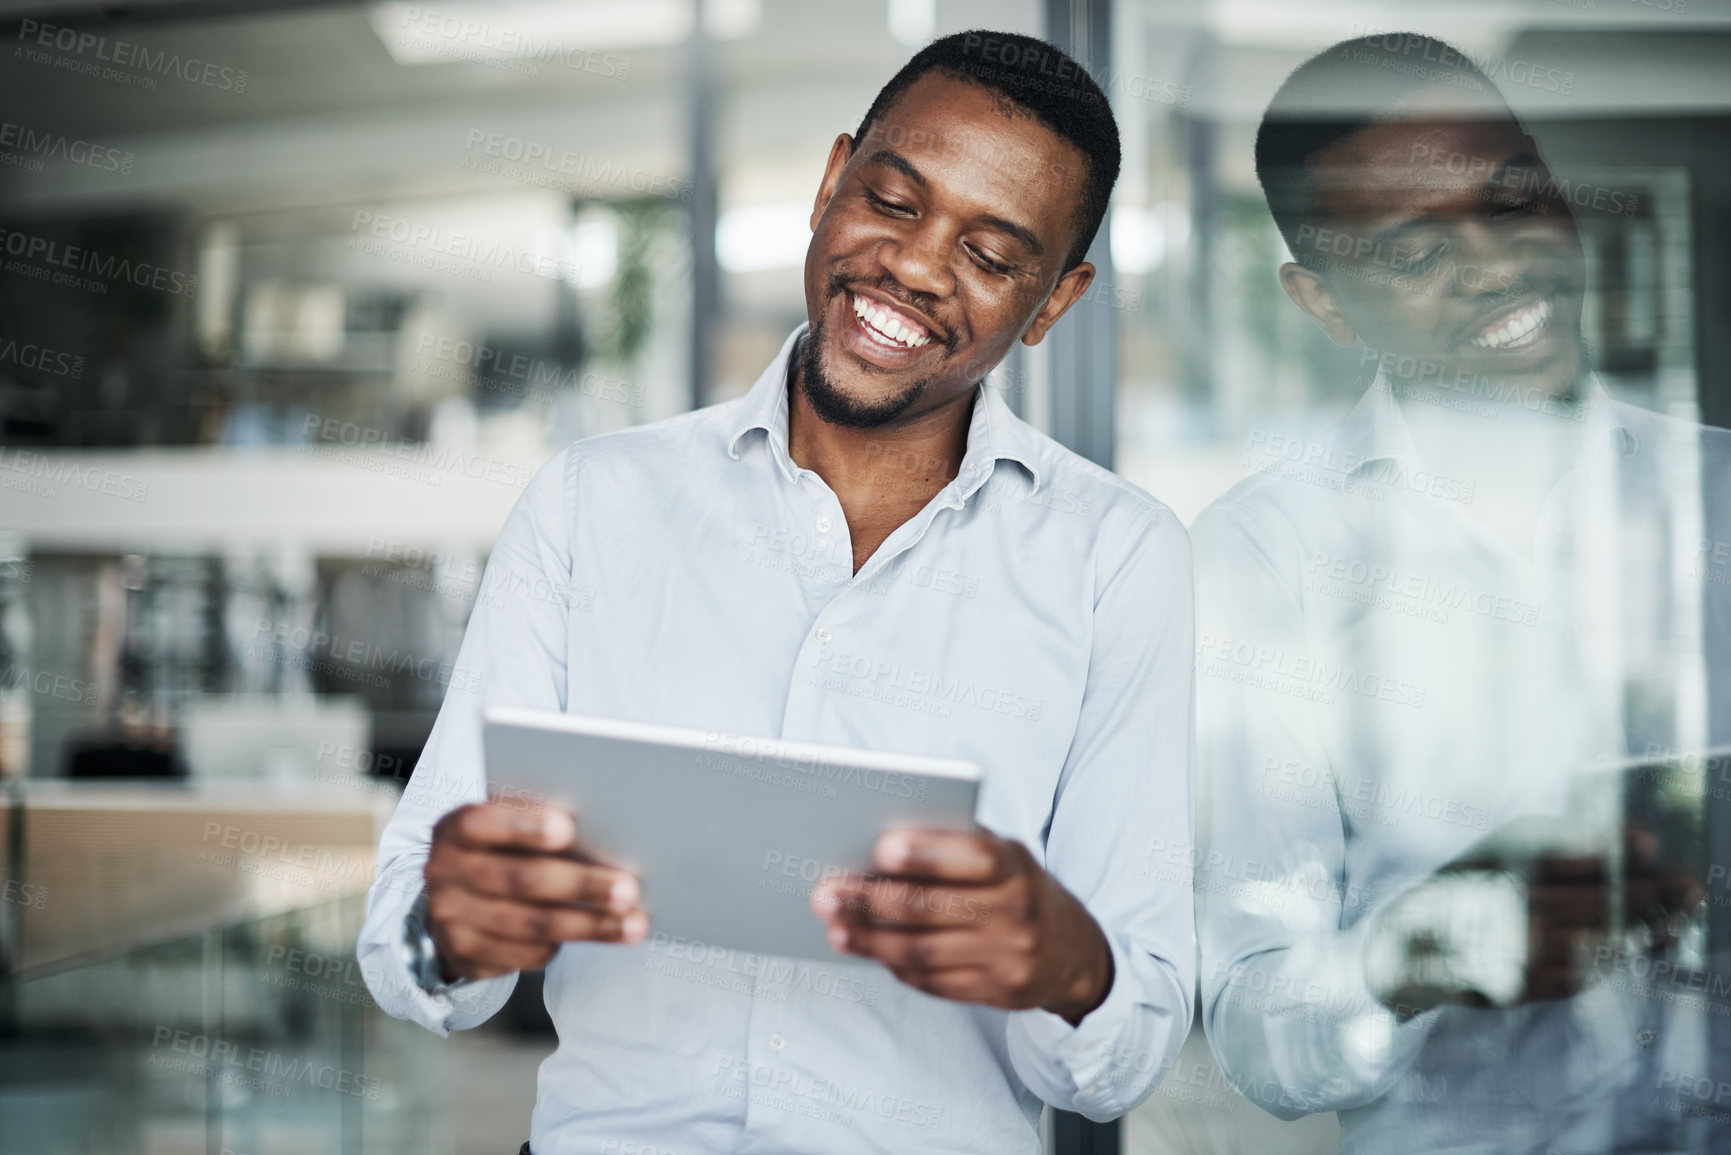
[{"left": 0, "top": 0, "right": 1725, "bottom": 1151}]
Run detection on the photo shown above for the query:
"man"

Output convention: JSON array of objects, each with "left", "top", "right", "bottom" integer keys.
[
  {"left": 358, "top": 30, "right": 1195, "bottom": 1155},
  {"left": 1193, "top": 32, "right": 1725, "bottom": 1153}
]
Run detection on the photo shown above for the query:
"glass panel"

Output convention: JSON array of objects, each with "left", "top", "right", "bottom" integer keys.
[
  {"left": 1, "top": 895, "right": 440, "bottom": 1154},
  {"left": 1109, "top": 3, "right": 1728, "bottom": 1152}
]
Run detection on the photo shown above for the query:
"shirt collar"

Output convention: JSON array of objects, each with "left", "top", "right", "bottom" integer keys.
[
  {"left": 1331, "top": 371, "right": 1422, "bottom": 476},
  {"left": 727, "top": 324, "right": 1047, "bottom": 494},
  {"left": 1576, "top": 376, "right": 1641, "bottom": 463},
  {"left": 726, "top": 326, "right": 804, "bottom": 472},
  {"left": 1335, "top": 364, "right": 1633, "bottom": 477},
  {"left": 959, "top": 365, "right": 1047, "bottom": 495}
]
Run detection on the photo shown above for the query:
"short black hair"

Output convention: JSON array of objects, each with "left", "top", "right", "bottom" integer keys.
[
  {"left": 1255, "top": 32, "right": 1513, "bottom": 268},
  {"left": 852, "top": 29, "right": 1120, "bottom": 274}
]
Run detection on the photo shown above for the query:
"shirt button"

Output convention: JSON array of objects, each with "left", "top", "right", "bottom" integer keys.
[
  {"left": 816, "top": 517, "right": 832, "bottom": 533},
  {"left": 769, "top": 1032, "right": 786, "bottom": 1052},
  {"left": 815, "top": 626, "right": 832, "bottom": 643}
]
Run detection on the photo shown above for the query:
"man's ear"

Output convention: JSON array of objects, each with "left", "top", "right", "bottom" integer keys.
[
  {"left": 1278, "top": 262, "right": 1357, "bottom": 346},
  {"left": 1020, "top": 261, "right": 1095, "bottom": 347},
  {"left": 811, "top": 134, "right": 854, "bottom": 232}
]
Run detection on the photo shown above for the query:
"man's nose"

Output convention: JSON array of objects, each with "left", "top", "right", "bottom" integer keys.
[
  {"left": 876, "top": 225, "right": 951, "bottom": 301},
  {"left": 1447, "top": 223, "right": 1535, "bottom": 298}
]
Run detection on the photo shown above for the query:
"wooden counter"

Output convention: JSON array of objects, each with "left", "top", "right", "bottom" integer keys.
[{"left": 0, "top": 779, "right": 397, "bottom": 974}]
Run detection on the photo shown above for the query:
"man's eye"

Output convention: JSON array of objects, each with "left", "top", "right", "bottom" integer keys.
[
  {"left": 864, "top": 189, "right": 911, "bottom": 215},
  {"left": 1491, "top": 195, "right": 1547, "bottom": 221},
  {"left": 1393, "top": 242, "right": 1447, "bottom": 274},
  {"left": 966, "top": 245, "right": 1014, "bottom": 276}
]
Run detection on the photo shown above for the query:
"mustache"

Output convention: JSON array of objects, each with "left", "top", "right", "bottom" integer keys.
[
  {"left": 829, "top": 272, "right": 955, "bottom": 351},
  {"left": 1458, "top": 268, "right": 1579, "bottom": 341}
]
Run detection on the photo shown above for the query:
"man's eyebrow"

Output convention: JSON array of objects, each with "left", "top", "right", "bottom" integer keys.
[
  {"left": 1364, "top": 149, "right": 1549, "bottom": 249},
  {"left": 1367, "top": 214, "right": 1439, "bottom": 251},
  {"left": 976, "top": 213, "right": 1044, "bottom": 258},
  {"left": 1486, "top": 151, "right": 1544, "bottom": 191},
  {"left": 862, "top": 148, "right": 1045, "bottom": 258},
  {"left": 864, "top": 149, "right": 927, "bottom": 189}
]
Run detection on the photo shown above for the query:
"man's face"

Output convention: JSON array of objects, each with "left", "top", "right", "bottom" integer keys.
[
  {"left": 1296, "top": 113, "right": 1586, "bottom": 396},
  {"left": 800, "top": 71, "right": 1095, "bottom": 428}
]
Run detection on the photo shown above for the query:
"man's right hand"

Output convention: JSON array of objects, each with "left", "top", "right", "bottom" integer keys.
[{"left": 424, "top": 802, "right": 649, "bottom": 982}]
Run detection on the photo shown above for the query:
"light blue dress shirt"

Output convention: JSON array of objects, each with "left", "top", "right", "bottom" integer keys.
[{"left": 358, "top": 327, "right": 1196, "bottom": 1154}]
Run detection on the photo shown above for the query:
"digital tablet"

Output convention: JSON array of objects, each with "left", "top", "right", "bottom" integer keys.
[
  {"left": 1365, "top": 746, "right": 1716, "bottom": 1013},
  {"left": 482, "top": 707, "right": 981, "bottom": 962}
]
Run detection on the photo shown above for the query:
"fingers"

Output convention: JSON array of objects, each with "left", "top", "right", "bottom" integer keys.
[
  {"left": 1531, "top": 855, "right": 1606, "bottom": 885},
  {"left": 436, "top": 922, "right": 560, "bottom": 981},
  {"left": 873, "top": 828, "right": 1006, "bottom": 883},
  {"left": 432, "top": 888, "right": 648, "bottom": 948},
  {"left": 426, "top": 802, "right": 649, "bottom": 981},
  {"left": 1525, "top": 883, "right": 1601, "bottom": 1002},
  {"left": 1526, "top": 933, "right": 1583, "bottom": 987},
  {"left": 428, "top": 885, "right": 650, "bottom": 982},
  {"left": 885, "top": 964, "right": 994, "bottom": 1003},
  {"left": 431, "top": 846, "right": 640, "bottom": 911},
  {"left": 831, "top": 922, "right": 1042, "bottom": 1011},
  {"left": 1527, "top": 883, "right": 1607, "bottom": 929},
  {"left": 438, "top": 802, "right": 578, "bottom": 855},
  {"left": 1666, "top": 873, "right": 1705, "bottom": 912},
  {"left": 831, "top": 923, "right": 1012, "bottom": 971},
  {"left": 1523, "top": 959, "right": 1580, "bottom": 1002},
  {"left": 814, "top": 874, "right": 999, "bottom": 929},
  {"left": 808, "top": 828, "right": 1015, "bottom": 929},
  {"left": 1526, "top": 858, "right": 1608, "bottom": 993}
]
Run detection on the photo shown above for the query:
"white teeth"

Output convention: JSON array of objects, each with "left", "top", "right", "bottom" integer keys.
[
  {"left": 1472, "top": 297, "right": 1551, "bottom": 350},
  {"left": 851, "top": 292, "right": 931, "bottom": 349}
]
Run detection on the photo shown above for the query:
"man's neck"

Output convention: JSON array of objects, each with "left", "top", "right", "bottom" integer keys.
[
  {"left": 1391, "top": 366, "right": 1590, "bottom": 563},
  {"left": 786, "top": 366, "right": 975, "bottom": 574}
]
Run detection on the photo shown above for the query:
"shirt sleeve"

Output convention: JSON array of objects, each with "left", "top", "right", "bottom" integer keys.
[
  {"left": 1004, "top": 506, "right": 1197, "bottom": 1122},
  {"left": 357, "top": 446, "right": 577, "bottom": 1036},
  {"left": 1190, "top": 499, "right": 1432, "bottom": 1118}
]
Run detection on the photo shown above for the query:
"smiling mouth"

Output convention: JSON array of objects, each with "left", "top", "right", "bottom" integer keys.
[
  {"left": 1470, "top": 297, "right": 1552, "bottom": 352},
  {"left": 850, "top": 291, "right": 934, "bottom": 350}
]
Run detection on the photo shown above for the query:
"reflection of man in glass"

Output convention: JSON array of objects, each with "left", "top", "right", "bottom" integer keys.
[{"left": 1194, "top": 33, "right": 1723, "bottom": 1153}]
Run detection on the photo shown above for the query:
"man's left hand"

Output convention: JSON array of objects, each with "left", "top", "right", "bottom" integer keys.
[{"left": 811, "top": 827, "right": 1113, "bottom": 1026}]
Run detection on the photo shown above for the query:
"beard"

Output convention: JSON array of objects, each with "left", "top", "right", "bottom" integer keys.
[{"left": 798, "top": 305, "right": 933, "bottom": 430}]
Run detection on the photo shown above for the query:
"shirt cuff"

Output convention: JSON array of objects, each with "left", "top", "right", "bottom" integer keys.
[
  {"left": 366, "top": 943, "right": 463, "bottom": 1037},
  {"left": 1009, "top": 931, "right": 1138, "bottom": 1103},
  {"left": 358, "top": 864, "right": 517, "bottom": 1035}
]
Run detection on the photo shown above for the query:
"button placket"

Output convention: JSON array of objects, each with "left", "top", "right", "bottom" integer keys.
[{"left": 742, "top": 983, "right": 793, "bottom": 1138}]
